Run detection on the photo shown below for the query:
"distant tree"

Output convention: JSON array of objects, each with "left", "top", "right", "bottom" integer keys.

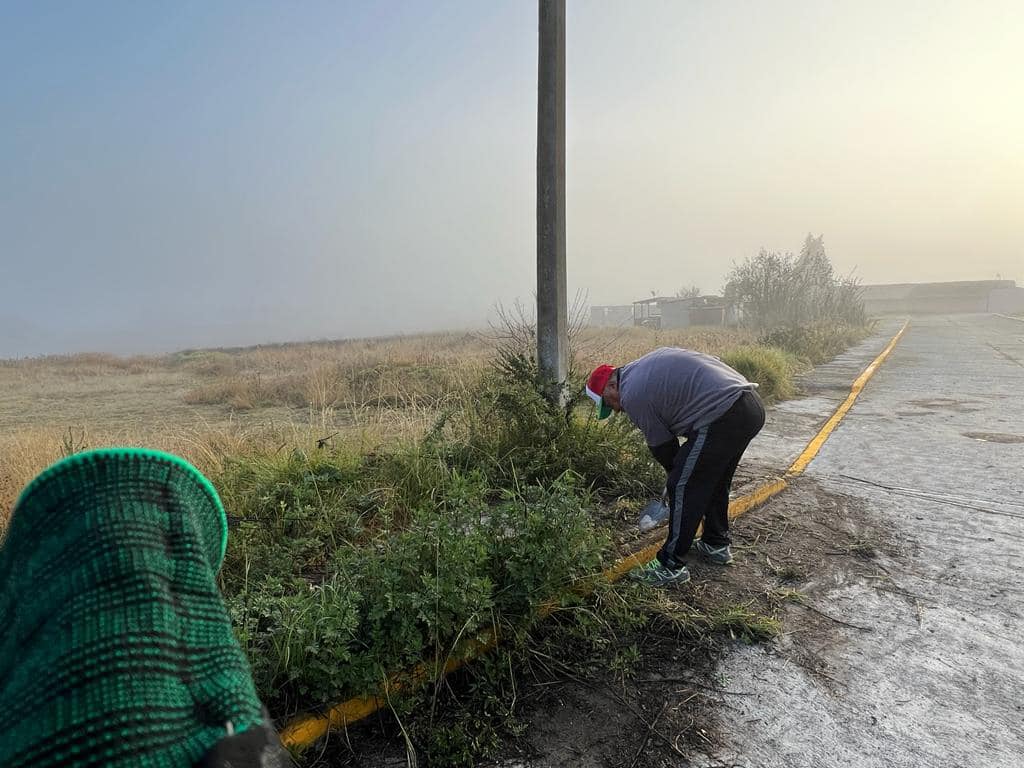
[
  {"left": 723, "top": 249, "right": 796, "bottom": 328},
  {"left": 799, "top": 233, "right": 827, "bottom": 266},
  {"left": 675, "top": 284, "right": 701, "bottom": 299},
  {"left": 723, "top": 236, "right": 865, "bottom": 329}
]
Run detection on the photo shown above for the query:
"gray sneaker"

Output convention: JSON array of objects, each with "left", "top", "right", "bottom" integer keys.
[
  {"left": 630, "top": 558, "right": 691, "bottom": 587},
  {"left": 692, "top": 540, "right": 733, "bottom": 565}
]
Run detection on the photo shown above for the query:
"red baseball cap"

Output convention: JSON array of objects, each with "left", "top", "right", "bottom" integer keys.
[{"left": 585, "top": 364, "right": 615, "bottom": 419}]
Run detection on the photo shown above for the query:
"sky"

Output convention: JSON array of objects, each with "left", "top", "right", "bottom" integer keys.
[{"left": 2, "top": 0, "right": 1022, "bottom": 357}]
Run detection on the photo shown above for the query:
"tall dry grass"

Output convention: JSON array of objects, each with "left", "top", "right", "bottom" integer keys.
[
  {"left": 177, "top": 332, "right": 492, "bottom": 412},
  {"left": 0, "top": 425, "right": 257, "bottom": 529},
  {"left": 0, "top": 352, "right": 159, "bottom": 376},
  {"left": 572, "top": 325, "right": 755, "bottom": 370},
  {"left": 0, "top": 411, "right": 442, "bottom": 531},
  {"left": 173, "top": 327, "right": 755, "bottom": 412},
  {"left": 0, "top": 324, "right": 756, "bottom": 529}
]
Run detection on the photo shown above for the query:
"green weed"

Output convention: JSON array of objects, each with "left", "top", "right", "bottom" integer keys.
[
  {"left": 223, "top": 474, "right": 607, "bottom": 715},
  {"left": 431, "top": 354, "right": 662, "bottom": 500}
]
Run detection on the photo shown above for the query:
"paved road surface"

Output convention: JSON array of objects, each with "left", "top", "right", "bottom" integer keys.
[{"left": 703, "top": 314, "right": 1024, "bottom": 768}]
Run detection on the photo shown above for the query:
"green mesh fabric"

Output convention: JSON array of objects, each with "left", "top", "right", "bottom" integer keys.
[{"left": 0, "top": 448, "right": 265, "bottom": 768}]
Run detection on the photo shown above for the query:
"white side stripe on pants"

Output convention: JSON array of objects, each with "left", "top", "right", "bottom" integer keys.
[{"left": 664, "top": 426, "right": 708, "bottom": 558}]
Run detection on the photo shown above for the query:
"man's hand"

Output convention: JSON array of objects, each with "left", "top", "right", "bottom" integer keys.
[{"left": 648, "top": 438, "right": 680, "bottom": 473}]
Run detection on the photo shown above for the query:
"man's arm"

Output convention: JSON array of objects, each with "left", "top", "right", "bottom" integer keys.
[{"left": 648, "top": 438, "right": 680, "bottom": 473}]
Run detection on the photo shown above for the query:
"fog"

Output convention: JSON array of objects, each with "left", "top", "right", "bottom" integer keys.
[{"left": 2, "top": 1, "right": 1021, "bottom": 357}]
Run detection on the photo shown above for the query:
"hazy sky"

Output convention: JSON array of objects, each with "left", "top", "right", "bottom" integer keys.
[{"left": 2, "top": 1, "right": 1021, "bottom": 356}]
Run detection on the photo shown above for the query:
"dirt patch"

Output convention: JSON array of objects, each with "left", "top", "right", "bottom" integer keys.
[{"left": 498, "top": 478, "right": 899, "bottom": 767}]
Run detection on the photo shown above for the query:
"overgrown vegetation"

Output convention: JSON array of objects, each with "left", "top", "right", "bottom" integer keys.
[
  {"left": 724, "top": 234, "right": 867, "bottom": 329},
  {"left": 210, "top": 316, "right": 794, "bottom": 765},
  {"left": 301, "top": 581, "right": 780, "bottom": 767},
  {"left": 215, "top": 343, "right": 664, "bottom": 722},
  {"left": 759, "top": 322, "right": 874, "bottom": 366},
  {"left": 224, "top": 470, "right": 609, "bottom": 716},
  {"left": 0, "top": 292, "right": 874, "bottom": 765},
  {"left": 724, "top": 234, "right": 874, "bottom": 363},
  {"left": 0, "top": 325, "right": 756, "bottom": 521}
]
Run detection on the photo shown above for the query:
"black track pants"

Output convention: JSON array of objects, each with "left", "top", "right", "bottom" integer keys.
[{"left": 658, "top": 390, "right": 766, "bottom": 569}]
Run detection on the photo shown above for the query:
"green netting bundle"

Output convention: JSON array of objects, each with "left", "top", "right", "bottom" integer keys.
[{"left": 0, "top": 449, "right": 272, "bottom": 768}]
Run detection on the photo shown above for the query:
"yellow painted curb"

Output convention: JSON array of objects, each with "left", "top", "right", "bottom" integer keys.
[
  {"left": 787, "top": 320, "right": 908, "bottom": 475},
  {"left": 282, "top": 633, "right": 499, "bottom": 747},
  {"left": 280, "top": 320, "right": 910, "bottom": 750}
]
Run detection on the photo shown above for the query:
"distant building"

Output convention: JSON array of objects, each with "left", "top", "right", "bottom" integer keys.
[
  {"left": 630, "top": 295, "right": 737, "bottom": 329},
  {"left": 862, "top": 280, "right": 1024, "bottom": 315}
]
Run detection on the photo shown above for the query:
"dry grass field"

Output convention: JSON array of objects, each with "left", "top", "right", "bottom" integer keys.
[{"left": 0, "top": 325, "right": 755, "bottom": 523}]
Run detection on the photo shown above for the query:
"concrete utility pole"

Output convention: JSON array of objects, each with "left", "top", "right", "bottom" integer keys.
[{"left": 536, "top": 0, "right": 568, "bottom": 405}]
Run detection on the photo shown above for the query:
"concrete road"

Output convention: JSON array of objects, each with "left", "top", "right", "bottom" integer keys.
[{"left": 703, "top": 314, "right": 1024, "bottom": 768}]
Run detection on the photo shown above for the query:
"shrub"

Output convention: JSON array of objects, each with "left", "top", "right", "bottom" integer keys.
[
  {"left": 724, "top": 235, "right": 866, "bottom": 329},
  {"left": 759, "top": 322, "right": 874, "bottom": 365},
  {"left": 212, "top": 350, "right": 647, "bottom": 714},
  {"left": 432, "top": 362, "right": 662, "bottom": 500},
  {"left": 720, "top": 346, "right": 800, "bottom": 403},
  {"left": 223, "top": 475, "right": 606, "bottom": 712}
]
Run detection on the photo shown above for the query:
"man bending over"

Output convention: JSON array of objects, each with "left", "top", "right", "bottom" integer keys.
[{"left": 586, "top": 347, "right": 765, "bottom": 587}]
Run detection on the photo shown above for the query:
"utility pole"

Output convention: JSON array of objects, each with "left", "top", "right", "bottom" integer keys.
[{"left": 536, "top": 0, "right": 568, "bottom": 405}]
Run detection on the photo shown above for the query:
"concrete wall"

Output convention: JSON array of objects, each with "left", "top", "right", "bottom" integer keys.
[
  {"left": 660, "top": 302, "right": 690, "bottom": 329},
  {"left": 658, "top": 302, "right": 729, "bottom": 328},
  {"left": 864, "top": 282, "right": 1021, "bottom": 316},
  {"left": 911, "top": 296, "right": 990, "bottom": 314},
  {"left": 691, "top": 306, "right": 727, "bottom": 326},
  {"left": 870, "top": 295, "right": 989, "bottom": 315},
  {"left": 989, "top": 288, "right": 1024, "bottom": 314}
]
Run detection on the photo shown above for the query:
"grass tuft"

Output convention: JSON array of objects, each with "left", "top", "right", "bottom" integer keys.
[{"left": 720, "top": 345, "right": 801, "bottom": 403}]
